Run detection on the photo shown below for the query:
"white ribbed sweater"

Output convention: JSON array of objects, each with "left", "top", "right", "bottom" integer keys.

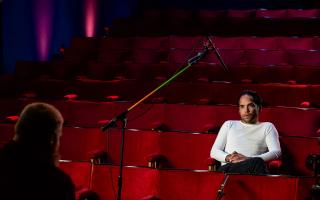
[{"left": 210, "top": 120, "right": 281, "bottom": 165}]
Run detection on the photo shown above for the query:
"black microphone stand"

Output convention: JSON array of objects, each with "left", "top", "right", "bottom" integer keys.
[
  {"left": 207, "top": 36, "right": 228, "bottom": 72},
  {"left": 216, "top": 174, "right": 229, "bottom": 200},
  {"left": 101, "top": 37, "right": 228, "bottom": 200}
]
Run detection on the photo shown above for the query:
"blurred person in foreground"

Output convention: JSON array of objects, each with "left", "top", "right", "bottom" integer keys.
[{"left": 0, "top": 102, "right": 75, "bottom": 200}]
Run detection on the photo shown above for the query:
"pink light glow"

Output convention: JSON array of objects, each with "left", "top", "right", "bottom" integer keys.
[
  {"left": 84, "top": 0, "right": 98, "bottom": 37},
  {"left": 33, "top": 0, "right": 53, "bottom": 61}
]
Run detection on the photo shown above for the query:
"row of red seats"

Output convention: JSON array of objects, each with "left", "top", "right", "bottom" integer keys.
[
  {"left": 14, "top": 35, "right": 320, "bottom": 83},
  {"left": 0, "top": 123, "right": 317, "bottom": 176},
  {"left": 85, "top": 49, "right": 320, "bottom": 83},
  {"left": 65, "top": 36, "right": 320, "bottom": 55},
  {"left": 138, "top": 9, "right": 320, "bottom": 21},
  {"left": 32, "top": 57, "right": 318, "bottom": 84},
  {"left": 1, "top": 99, "right": 319, "bottom": 137},
  {"left": 50, "top": 36, "right": 320, "bottom": 66},
  {"left": 15, "top": 80, "right": 320, "bottom": 108},
  {"left": 92, "top": 49, "right": 320, "bottom": 66},
  {"left": 37, "top": 55, "right": 320, "bottom": 83},
  {"left": 59, "top": 162, "right": 314, "bottom": 200},
  {"left": 60, "top": 127, "right": 318, "bottom": 176},
  {"left": 111, "top": 9, "right": 320, "bottom": 36}
]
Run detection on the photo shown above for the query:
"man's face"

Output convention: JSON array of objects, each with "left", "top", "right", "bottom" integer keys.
[{"left": 239, "top": 95, "right": 259, "bottom": 124}]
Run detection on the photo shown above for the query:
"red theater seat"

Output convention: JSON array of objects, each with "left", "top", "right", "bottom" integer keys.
[
  {"left": 59, "top": 127, "right": 108, "bottom": 161},
  {"left": 91, "top": 165, "right": 225, "bottom": 200},
  {"left": 151, "top": 132, "right": 216, "bottom": 170},
  {"left": 288, "top": 50, "right": 320, "bottom": 67},
  {"left": 131, "top": 49, "right": 166, "bottom": 64},
  {"left": 288, "top": 50, "right": 320, "bottom": 84},
  {"left": 159, "top": 82, "right": 213, "bottom": 104},
  {"left": 293, "top": 66, "right": 320, "bottom": 84},
  {"left": 86, "top": 61, "right": 124, "bottom": 80},
  {"left": 213, "top": 37, "right": 243, "bottom": 49},
  {"left": 277, "top": 37, "right": 315, "bottom": 50},
  {"left": 144, "top": 63, "right": 172, "bottom": 81},
  {"left": 47, "top": 59, "right": 86, "bottom": 80},
  {"left": 91, "top": 166, "right": 159, "bottom": 200},
  {"left": 60, "top": 100, "right": 128, "bottom": 127},
  {"left": 132, "top": 36, "right": 169, "bottom": 51},
  {"left": 309, "top": 85, "right": 320, "bottom": 107},
  {"left": 197, "top": 10, "right": 225, "bottom": 21},
  {"left": 268, "top": 106, "right": 320, "bottom": 137},
  {"left": 256, "top": 9, "right": 287, "bottom": 19},
  {"left": 244, "top": 49, "right": 292, "bottom": 83},
  {"left": 91, "top": 165, "right": 313, "bottom": 200},
  {"left": 105, "top": 129, "right": 160, "bottom": 167},
  {"left": 21, "top": 79, "right": 74, "bottom": 99},
  {"left": 241, "top": 37, "right": 278, "bottom": 50},
  {"left": 124, "top": 49, "right": 167, "bottom": 80},
  {"left": 162, "top": 104, "right": 236, "bottom": 132},
  {"left": 280, "top": 136, "right": 320, "bottom": 176},
  {"left": 287, "top": 9, "right": 319, "bottom": 19},
  {"left": 253, "top": 83, "right": 310, "bottom": 107},
  {"left": 244, "top": 49, "right": 288, "bottom": 66},
  {"left": 105, "top": 129, "right": 216, "bottom": 170},
  {"left": 227, "top": 9, "right": 255, "bottom": 19},
  {"left": 224, "top": 174, "right": 314, "bottom": 200},
  {"left": 168, "top": 36, "right": 204, "bottom": 50}
]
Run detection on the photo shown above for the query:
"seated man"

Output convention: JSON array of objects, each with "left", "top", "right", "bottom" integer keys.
[
  {"left": 210, "top": 90, "right": 281, "bottom": 174},
  {"left": 0, "top": 102, "right": 75, "bottom": 200}
]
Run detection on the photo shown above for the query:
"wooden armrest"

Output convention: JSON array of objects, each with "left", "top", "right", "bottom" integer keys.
[
  {"left": 207, "top": 157, "right": 219, "bottom": 172},
  {"left": 146, "top": 153, "right": 167, "bottom": 169},
  {"left": 151, "top": 122, "right": 169, "bottom": 132},
  {"left": 90, "top": 150, "right": 109, "bottom": 165}
]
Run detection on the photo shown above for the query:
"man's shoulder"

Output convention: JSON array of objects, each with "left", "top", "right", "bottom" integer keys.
[
  {"left": 46, "top": 166, "right": 75, "bottom": 197},
  {"left": 259, "top": 122, "right": 278, "bottom": 132},
  {"left": 221, "top": 120, "right": 241, "bottom": 128},
  {"left": 224, "top": 120, "right": 240, "bottom": 125},
  {"left": 50, "top": 165, "right": 74, "bottom": 184},
  {"left": 259, "top": 122, "right": 275, "bottom": 127}
]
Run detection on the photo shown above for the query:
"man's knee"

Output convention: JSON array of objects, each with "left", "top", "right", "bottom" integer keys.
[
  {"left": 250, "top": 157, "right": 268, "bottom": 174},
  {"left": 251, "top": 157, "right": 265, "bottom": 165}
]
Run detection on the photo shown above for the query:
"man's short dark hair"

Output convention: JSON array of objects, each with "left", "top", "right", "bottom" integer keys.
[{"left": 238, "top": 90, "right": 263, "bottom": 111}]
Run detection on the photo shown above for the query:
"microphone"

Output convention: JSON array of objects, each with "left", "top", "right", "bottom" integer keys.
[
  {"left": 187, "top": 48, "right": 209, "bottom": 65},
  {"left": 206, "top": 36, "right": 229, "bottom": 72},
  {"left": 187, "top": 39, "right": 211, "bottom": 65},
  {"left": 101, "top": 110, "right": 128, "bottom": 132}
]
